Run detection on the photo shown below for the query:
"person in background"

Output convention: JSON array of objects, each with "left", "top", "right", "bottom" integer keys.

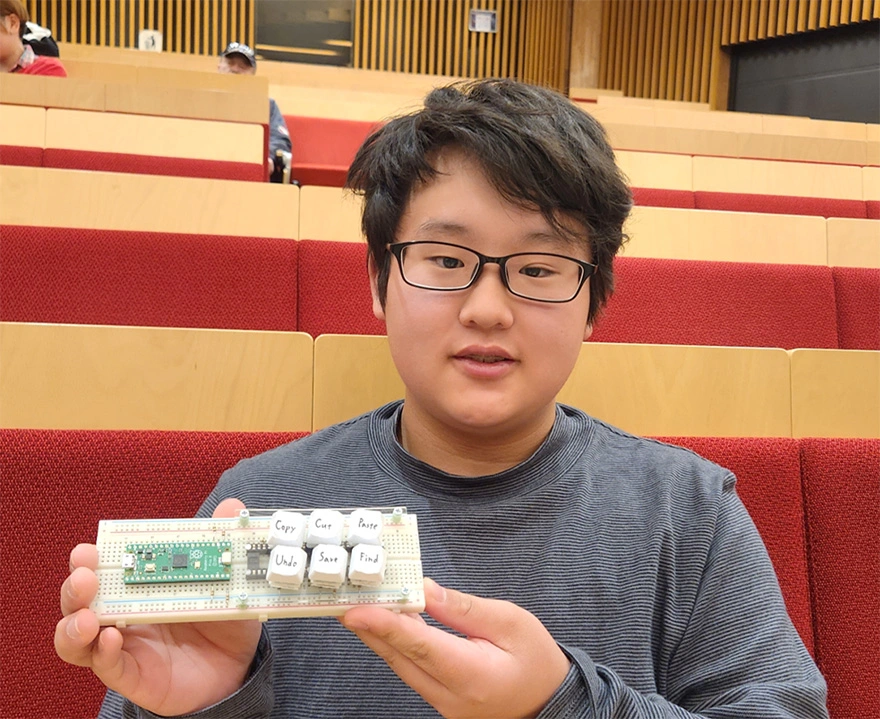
[
  {"left": 0, "top": 0, "right": 65, "bottom": 75},
  {"left": 218, "top": 41, "right": 291, "bottom": 183},
  {"left": 23, "top": 18, "right": 60, "bottom": 57}
]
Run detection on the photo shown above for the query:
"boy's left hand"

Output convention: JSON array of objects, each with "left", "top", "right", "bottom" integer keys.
[{"left": 340, "top": 577, "right": 571, "bottom": 719}]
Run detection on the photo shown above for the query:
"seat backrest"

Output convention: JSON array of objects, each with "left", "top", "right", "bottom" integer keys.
[
  {"left": 790, "top": 349, "right": 880, "bottom": 439},
  {"left": 0, "top": 322, "right": 314, "bottom": 432},
  {"left": 832, "top": 267, "right": 880, "bottom": 350},
  {"left": 657, "top": 437, "right": 814, "bottom": 654},
  {"left": 0, "top": 225, "right": 298, "bottom": 330},
  {"left": 284, "top": 115, "right": 377, "bottom": 186},
  {"left": 0, "top": 429, "right": 305, "bottom": 719},
  {"left": 42, "top": 109, "right": 266, "bottom": 182},
  {"left": 0, "top": 103, "right": 45, "bottom": 168},
  {"left": 693, "top": 155, "right": 867, "bottom": 218},
  {"left": 591, "top": 257, "right": 840, "bottom": 349},
  {"left": 799, "top": 438, "right": 880, "bottom": 719},
  {"left": 297, "top": 239, "right": 385, "bottom": 337}
]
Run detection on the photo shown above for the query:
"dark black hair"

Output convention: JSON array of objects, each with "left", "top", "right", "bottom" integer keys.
[{"left": 345, "top": 78, "right": 632, "bottom": 322}]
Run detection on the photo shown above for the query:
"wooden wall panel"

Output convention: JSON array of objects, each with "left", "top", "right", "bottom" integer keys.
[
  {"left": 598, "top": 0, "right": 879, "bottom": 103},
  {"left": 353, "top": 0, "right": 572, "bottom": 93},
  {"left": 24, "top": 0, "right": 254, "bottom": 55}
]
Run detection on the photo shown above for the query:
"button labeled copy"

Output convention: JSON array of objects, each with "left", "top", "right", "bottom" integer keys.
[{"left": 267, "top": 510, "right": 306, "bottom": 548}]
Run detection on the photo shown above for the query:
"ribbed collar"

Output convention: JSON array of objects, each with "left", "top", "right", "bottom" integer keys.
[{"left": 368, "top": 401, "right": 595, "bottom": 503}]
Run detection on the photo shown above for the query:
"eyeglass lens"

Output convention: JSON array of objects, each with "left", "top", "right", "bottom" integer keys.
[{"left": 399, "top": 242, "right": 585, "bottom": 302}]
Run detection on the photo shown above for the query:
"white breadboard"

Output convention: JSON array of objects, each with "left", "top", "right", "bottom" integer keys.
[{"left": 92, "top": 508, "right": 425, "bottom": 627}]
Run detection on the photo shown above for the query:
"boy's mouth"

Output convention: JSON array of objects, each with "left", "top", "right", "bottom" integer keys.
[
  {"left": 453, "top": 346, "right": 516, "bottom": 364},
  {"left": 459, "top": 354, "right": 511, "bottom": 363}
]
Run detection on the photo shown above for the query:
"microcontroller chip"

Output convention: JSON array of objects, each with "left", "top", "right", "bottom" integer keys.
[
  {"left": 123, "top": 541, "right": 232, "bottom": 584},
  {"left": 245, "top": 542, "right": 270, "bottom": 580}
]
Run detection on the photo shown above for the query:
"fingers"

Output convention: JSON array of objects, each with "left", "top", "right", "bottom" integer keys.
[
  {"left": 342, "top": 604, "right": 483, "bottom": 682},
  {"left": 61, "top": 565, "right": 99, "bottom": 616},
  {"left": 423, "top": 578, "right": 519, "bottom": 649},
  {"left": 345, "top": 623, "right": 450, "bottom": 700},
  {"left": 213, "top": 497, "right": 246, "bottom": 518},
  {"left": 54, "top": 606, "right": 102, "bottom": 667},
  {"left": 90, "top": 625, "right": 129, "bottom": 687},
  {"left": 69, "top": 543, "right": 99, "bottom": 573}
]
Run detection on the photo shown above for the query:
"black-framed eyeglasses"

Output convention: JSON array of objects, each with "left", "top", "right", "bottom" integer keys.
[{"left": 387, "top": 241, "right": 596, "bottom": 303}]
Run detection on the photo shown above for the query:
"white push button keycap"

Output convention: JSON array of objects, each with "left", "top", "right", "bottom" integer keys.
[
  {"left": 266, "top": 545, "right": 307, "bottom": 590},
  {"left": 346, "top": 509, "right": 383, "bottom": 546},
  {"left": 308, "top": 544, "right": 348, "bottom": 589},
  {"left": 348, "top": 544, "right": 387, "bottom": 587},
  {"left": 306, "top": 509, "right": 344, "bottom": 547},
  {"left": 267, "top": 510, "right": 306, "bottom": 548}
]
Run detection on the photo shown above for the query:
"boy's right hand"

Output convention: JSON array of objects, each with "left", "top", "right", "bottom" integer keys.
[{"left": 55, "top": 498, "right": 263, "bottom": 717}]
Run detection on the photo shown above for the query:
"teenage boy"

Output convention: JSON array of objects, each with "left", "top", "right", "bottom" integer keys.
[{"left": 57, "top": 79, "right": 828, "bottom": 719}]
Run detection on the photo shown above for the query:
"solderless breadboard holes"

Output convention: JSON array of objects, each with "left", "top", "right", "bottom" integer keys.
[{"left": 93, "top": 507, "right": 425, "bottom": 627}]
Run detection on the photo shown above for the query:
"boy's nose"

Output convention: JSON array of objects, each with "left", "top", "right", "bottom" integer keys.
[{"left": 458, "top": 264, "right": 515, "bottom": 329}]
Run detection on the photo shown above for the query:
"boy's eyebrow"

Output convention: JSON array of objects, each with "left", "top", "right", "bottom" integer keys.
[
  {"left": 412, "top": 220, "right": 470, "bottom": 237},
  {"left": 413, "top": 220, "right": 578, "bottom": 249}
]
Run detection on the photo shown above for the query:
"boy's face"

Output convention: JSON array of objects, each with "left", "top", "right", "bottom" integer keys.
[{"left": 371, "top": 149, "right": 594, "bottom": 440}]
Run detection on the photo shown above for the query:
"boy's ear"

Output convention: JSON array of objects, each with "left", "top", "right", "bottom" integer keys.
[
  {"left": 583, "top": 321, "right": 593, "bottom": 342},
  {"left": 367, "top": 256, "right": 386, "bottom": 322}
]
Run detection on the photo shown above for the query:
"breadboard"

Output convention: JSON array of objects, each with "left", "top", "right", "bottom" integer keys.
[{"left": 92, "top": 508, "right": 424, "bottom": 627}]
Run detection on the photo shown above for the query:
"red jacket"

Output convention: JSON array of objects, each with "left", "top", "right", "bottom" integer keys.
[{"left": 14, "top": 55, "right": 66, "bottom": 77}]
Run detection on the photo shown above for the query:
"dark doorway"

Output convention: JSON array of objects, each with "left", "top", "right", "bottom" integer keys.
[{"left": 730, "top": 20, "right": 879, "bottom": 123}]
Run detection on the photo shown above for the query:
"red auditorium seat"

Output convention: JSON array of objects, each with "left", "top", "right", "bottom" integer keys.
[
  {"left": 659, "top": 437, "right": 814, "bottom": 654},
  {"left": 42, "top": 149, "right": 266, "bottom": 182},
  {"left": 693, "top": 191, "right": 867, "bottom": 219},
  {"left": 284, "top": 115, "right": 377, "bottom": 187},
  {"left": 0, "top": 144, "right": 43, "bottom": 167},
  {"left": 296, "top": 246, "right": 841, "bottom": 348},
  {"left": 0, "top": 225, "right": 298, "bottom": 331},
  {"left": 832, "top": 266, "right": 880, "bottom": 350},
  {"left": 297, "top": 239, "right": 386, "bottom": 336},
  {"left": 0, "top": 429, "right": 305, "bottom": 719},
  {"left": 800, "top": 438, "right": 880, "bottom": 719},
  {"left": 591, "top": 257, "right": 840, "bottom": 349},
  {"left": 631, "top": 187, "right": 696, "bottom": 209}
]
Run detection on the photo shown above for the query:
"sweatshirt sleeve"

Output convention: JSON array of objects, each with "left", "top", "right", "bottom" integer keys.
[
  {"left": 535, "top": 485, "right": 828, "bottom": 719},
  {"left": 268, "top": 99, "right": 292, "bottom": 156},
  {"left": 97, "top": 627, "right": 275, "bottom": 719}
]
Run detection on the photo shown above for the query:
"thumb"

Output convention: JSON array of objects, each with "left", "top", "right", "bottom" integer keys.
[
  {"left": 423, "top": 578, "right": 520, "bottom": 645},
  {"left": 212, "top": 497, "right": 246, "bottom": 519}
]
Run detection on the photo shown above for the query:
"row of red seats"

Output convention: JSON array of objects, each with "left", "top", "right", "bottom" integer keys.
[
  {"left": 2, "top": 227, "right": 877, "bottom": 350},
  {"left": 4, "top": 115, "right": 875, "bottom": 219},
  {"left": 0, "top": 429, "right": 875, "bottom": 719},
  {"left": 0, "top": 140, "right": 266, "bottom": 183},
  {"left": 284, "top": 115, "right": 879, "bottom": 219}
]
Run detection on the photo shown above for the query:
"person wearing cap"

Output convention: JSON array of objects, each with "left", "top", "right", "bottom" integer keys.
[
  {"left": 0, "top": 0, "right": 65, "bottom": 75},
  {"left": 219, "top": 42, "right": 291, "bottom": 183}
]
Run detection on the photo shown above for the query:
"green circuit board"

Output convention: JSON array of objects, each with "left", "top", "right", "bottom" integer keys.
[{"left": 123, "top": 541, "right": 232, "bottom": 584}]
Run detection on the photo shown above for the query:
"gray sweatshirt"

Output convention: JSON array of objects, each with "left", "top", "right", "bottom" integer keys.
[{"left": 101, "top": 402, "right": 828, "bottom": 718}]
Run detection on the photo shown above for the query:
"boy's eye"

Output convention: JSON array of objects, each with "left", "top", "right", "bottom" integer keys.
[
  {"left": 428, "top": 255, "right": 465, "bottom": 269},
  {"left": 519, "top": 264, "right": 556, "bottom": 278}
]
